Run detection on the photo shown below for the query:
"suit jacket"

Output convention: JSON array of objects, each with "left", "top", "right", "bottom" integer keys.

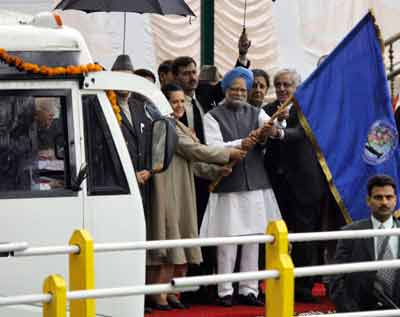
[
  {"left": 120, "top": 96, "right": 153, "bottom": 215},
  {"left": 329, "top": 218, "right": 400, "bottom": 312},
  {"left": 263, "top": 100, "right": 325, "bottom": 205}
]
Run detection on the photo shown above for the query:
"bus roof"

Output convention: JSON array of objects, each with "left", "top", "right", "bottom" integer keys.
[{"left": 0, "top": 11, "right": 93, "bottom": 64}]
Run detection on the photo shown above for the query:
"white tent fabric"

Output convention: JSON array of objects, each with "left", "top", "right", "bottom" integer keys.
[
  {"left": 151, "top": 0, "right": 200, "bottom": 70},
  {"left": 0, "top": 0, "right": 399, "bottom": 85},
  {"left": 150, "top": 0, "right": 279, "bottom": 76}
]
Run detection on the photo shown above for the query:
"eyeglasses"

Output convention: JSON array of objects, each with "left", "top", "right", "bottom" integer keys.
[
  {"left": 228, "top": 87, "right": 247, "bottom": 94},
  {"left": 274, "top": 81, "right": 294, "bottom": 88}
]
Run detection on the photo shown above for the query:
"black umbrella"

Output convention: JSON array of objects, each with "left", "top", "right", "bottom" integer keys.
[{"left": 54, "top": 0, "right": 195, "bottom": 53}]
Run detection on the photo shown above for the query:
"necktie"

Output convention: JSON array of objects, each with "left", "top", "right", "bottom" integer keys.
[
  {"left": 179, "top": 99, "right": 205, "bottom": 144},
  {"left": 191, "top": 98, "right": 205, "bottom": 144},
  {"left": 376, "top": 224, "right": 396, "bottom": 296}
]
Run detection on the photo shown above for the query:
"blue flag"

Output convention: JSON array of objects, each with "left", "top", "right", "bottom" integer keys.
[{"left": 293, "top": 12, "right": 400, "bottom": 222}]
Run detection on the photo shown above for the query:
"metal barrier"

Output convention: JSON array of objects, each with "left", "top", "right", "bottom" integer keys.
[
  {"left": 305, "top": 310, "right": 400, "bottom": 317},
  {"left": 2, "top": 221, "right": 400, "bottom": 317}
]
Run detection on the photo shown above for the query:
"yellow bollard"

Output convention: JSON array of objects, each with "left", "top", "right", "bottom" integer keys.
[
  {"left": 266, "top": 220, "right": 294, "bottom": 317},
  {"left": 69, "top": 230, "right": 96, "bottom": 317},
  {"left": 43, "top": 275, "right": 67, "bottom": 317}
]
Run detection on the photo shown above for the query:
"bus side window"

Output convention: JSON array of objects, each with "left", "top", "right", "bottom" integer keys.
[
  {"left": 0, "top": 94, "right": 70, "bottom": 196},
  {"left": 82, "top": 95, "right": 129, "bottom": 195}
]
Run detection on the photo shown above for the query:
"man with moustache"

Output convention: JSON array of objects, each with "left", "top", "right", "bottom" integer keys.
[
  {"left": 263, "top": 68, "right": 325, "bottom": 302},
  {"left": 172, "top": 31, "right": 252, "bottom": 304},
  {"left": 248, "top": 69, "right": 270, "bottom": 108},
  {"left": 172, "top": 30, "right": 252, "bottom": 139},
  {"left": 200, "top": 67, "right": 282, "bottom": 307},
  {"left": 330, "top": 175, "right": 400, "bottom": 312}
]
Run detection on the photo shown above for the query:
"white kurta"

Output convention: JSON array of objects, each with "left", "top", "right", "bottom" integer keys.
[{"left": 200, "top": 108, "right": 282, "bottom": 237}]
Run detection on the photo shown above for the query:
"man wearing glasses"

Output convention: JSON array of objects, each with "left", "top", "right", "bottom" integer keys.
[{"left": 263, "top": 69, "right": 326, "bottom": 302}]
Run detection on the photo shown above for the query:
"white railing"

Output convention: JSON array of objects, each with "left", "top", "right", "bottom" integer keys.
[
  {"left": 2, "top": 260, "right": 400, "bottom": 306},
  {"left": 2, "top": 225, "right": 400, "bottom": 317},
  {"left": 6, "top": 228, "right": 400, "bottom": 257},
  {"left": 0, "top": 284, "right": 198, "bottom": 306},
  {"left": 305, "top": 310, "right": 400, "bottom": 317},
  {"left": 0, "top": 242, "right": 28, "bottom": 254}
]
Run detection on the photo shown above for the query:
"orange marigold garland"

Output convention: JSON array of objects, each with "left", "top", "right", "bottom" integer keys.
[
  {"left": 106, "top": 90, "right": 122, "bottom": 125},
  {"left": 0, "top": 48, "right": 103, "bottom": 75},
  {"left": 0, "top": 47, "right": 122, "bottom": 124}
]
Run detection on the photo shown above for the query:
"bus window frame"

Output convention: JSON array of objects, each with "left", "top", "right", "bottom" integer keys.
[{"left": 0, "top": 89, "right": 77, "bottom": 199}]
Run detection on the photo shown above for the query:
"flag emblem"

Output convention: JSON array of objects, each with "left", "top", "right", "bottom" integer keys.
[{"left": 363, "top": 120, "right": 398, "bottom": 165}]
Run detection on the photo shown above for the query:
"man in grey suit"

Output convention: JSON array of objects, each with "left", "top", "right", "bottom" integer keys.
[{"left": 329, "top": 174, "right": 400, "bottom": 312}]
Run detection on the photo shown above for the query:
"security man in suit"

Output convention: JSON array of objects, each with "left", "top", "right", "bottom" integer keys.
[
  {"left": 111, "top": 55, "right": 154, "bottom": 216},
  {"left": 330, "top": 174, "right": 400, "bottom": 312}
]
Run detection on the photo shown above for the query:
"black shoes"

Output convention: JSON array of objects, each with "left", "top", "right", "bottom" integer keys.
[
  {"left": 217, "top": 293, "right": 264, "bottom": 307},
  {"left": 168, "top": 299, "right": 187, "bottom": 309},
  {"left": 216, "top": 295, "right": 233, "bottom": 307},
  {"left": 150, "top": 303, "right": 172, "bottom": 311},
  {"left": 295, "top": 288, "right": 318, "bottom": 303},
  {"left": 238, "top": 293, "right": 264, "bottom": 306}
]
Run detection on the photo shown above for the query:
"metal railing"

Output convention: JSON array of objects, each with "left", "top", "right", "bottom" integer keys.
[
  {"left": 305, "top": 310, "right": 400, "bottom": 317},
  {"left": 385, "top": 31, "right": 400, "bottom": 98},
  {"left": 1, "top": 222, "right": 400, "bottom": 317},
  {"left": 6, "top": 228, "right": 400, "bottom": 257}
]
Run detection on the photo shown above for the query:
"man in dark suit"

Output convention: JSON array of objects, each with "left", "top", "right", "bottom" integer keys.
[
  {"left": 263, "top": 68, "right": 326, "bottom": 302},
  {"left": 111, "top": 55, "right": 152, "bottom": 191},
  {"left": 330, "top": 175, "right": 400, "bottom": 312},
  {"left": 112, "top": 54, "right": 156, "bottom": 314}
]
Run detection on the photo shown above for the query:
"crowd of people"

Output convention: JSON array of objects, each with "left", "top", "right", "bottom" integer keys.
[{"left": 110, "top": 30, "right": 399, "bottom": 313}]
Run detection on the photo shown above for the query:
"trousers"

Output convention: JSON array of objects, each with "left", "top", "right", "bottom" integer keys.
[{"left": 217, "top": 243, "right": 259, "bottom": 297}]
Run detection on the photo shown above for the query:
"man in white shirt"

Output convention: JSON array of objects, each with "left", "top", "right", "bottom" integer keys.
[
  {"left": 329, "top": 174, "right": 400, "bottom": 312},
  {"left": 200, "top": 66, "right": 283, "bottom": 307}
]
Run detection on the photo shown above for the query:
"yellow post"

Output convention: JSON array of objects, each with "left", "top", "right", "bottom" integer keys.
[
  {"left": 69, "top": 230, "right": 96, "bottom": 317},
  {"left": 266, "top": 220, "right": 294, "bottom": 317},
  {"left": 43, "top": 275, "right": 67, "bottom": 317}
]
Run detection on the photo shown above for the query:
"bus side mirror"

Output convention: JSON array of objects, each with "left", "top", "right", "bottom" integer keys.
[{"left": 151, "top": 118, "right": 177, "bottom": 173}]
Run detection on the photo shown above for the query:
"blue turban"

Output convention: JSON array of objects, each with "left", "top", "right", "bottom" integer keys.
[{"left": 221, "top": 66, "right": 254, "bottom": 93}]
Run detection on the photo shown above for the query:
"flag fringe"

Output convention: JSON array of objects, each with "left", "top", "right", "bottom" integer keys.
[
  {"left": 292, "top": 98, "right": 353, "bottom": 224},
  {"left": 368, "top": 9, "right": 385, "bottom": 54}
]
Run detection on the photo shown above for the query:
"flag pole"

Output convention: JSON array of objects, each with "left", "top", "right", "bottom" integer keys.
[{"left": 208, "top": 95, "right": 294, "bottom": 193}]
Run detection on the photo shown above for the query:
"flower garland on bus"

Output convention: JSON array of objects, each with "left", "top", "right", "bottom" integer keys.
[
  {"left": 106, "top": 90, "right": 122, "bottom": 123},
  {"left": 0, "top": 48, "right": 122, "bottom": 124}
]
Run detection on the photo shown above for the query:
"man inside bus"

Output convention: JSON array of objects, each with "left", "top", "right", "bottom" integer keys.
[
  {"left": 35, "top": 97, "right": 64, "bottom": 189},
  {"left": 329, "top": 174, "right": 400, "bottom": 312}
]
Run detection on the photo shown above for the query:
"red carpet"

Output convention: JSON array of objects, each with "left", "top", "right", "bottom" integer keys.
[{"left": 146, "top": 284, "right": 336, "bottom": 317}]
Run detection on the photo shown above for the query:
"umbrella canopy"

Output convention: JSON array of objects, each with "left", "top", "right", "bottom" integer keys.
[
  {"left": 54, "top": 0, "right": 195, "bottom": 54},
  {"left": 54, "top": 0, "right": 195, "bottom": 16}
]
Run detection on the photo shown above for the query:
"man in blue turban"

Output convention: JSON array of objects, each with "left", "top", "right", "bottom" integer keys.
[
  {"left": 221, "top": 66, "right": 254, "bottom": 94},
  {"left": 200, "top": 67, "right": 284, "bottom": 307}
]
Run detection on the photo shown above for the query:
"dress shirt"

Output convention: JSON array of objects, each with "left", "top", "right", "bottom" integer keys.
[
  {"left": 184, "top": 94, "right": 204, "bottom": 129},
  {"left": 118, "top": 97, "right": 132, "bottom": 125},
  {"left": 204, "top": 107, "right": 283, "bottom": 147},
  {"left": 371, "top": 215, "right": 398, "bottom": 259}
]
